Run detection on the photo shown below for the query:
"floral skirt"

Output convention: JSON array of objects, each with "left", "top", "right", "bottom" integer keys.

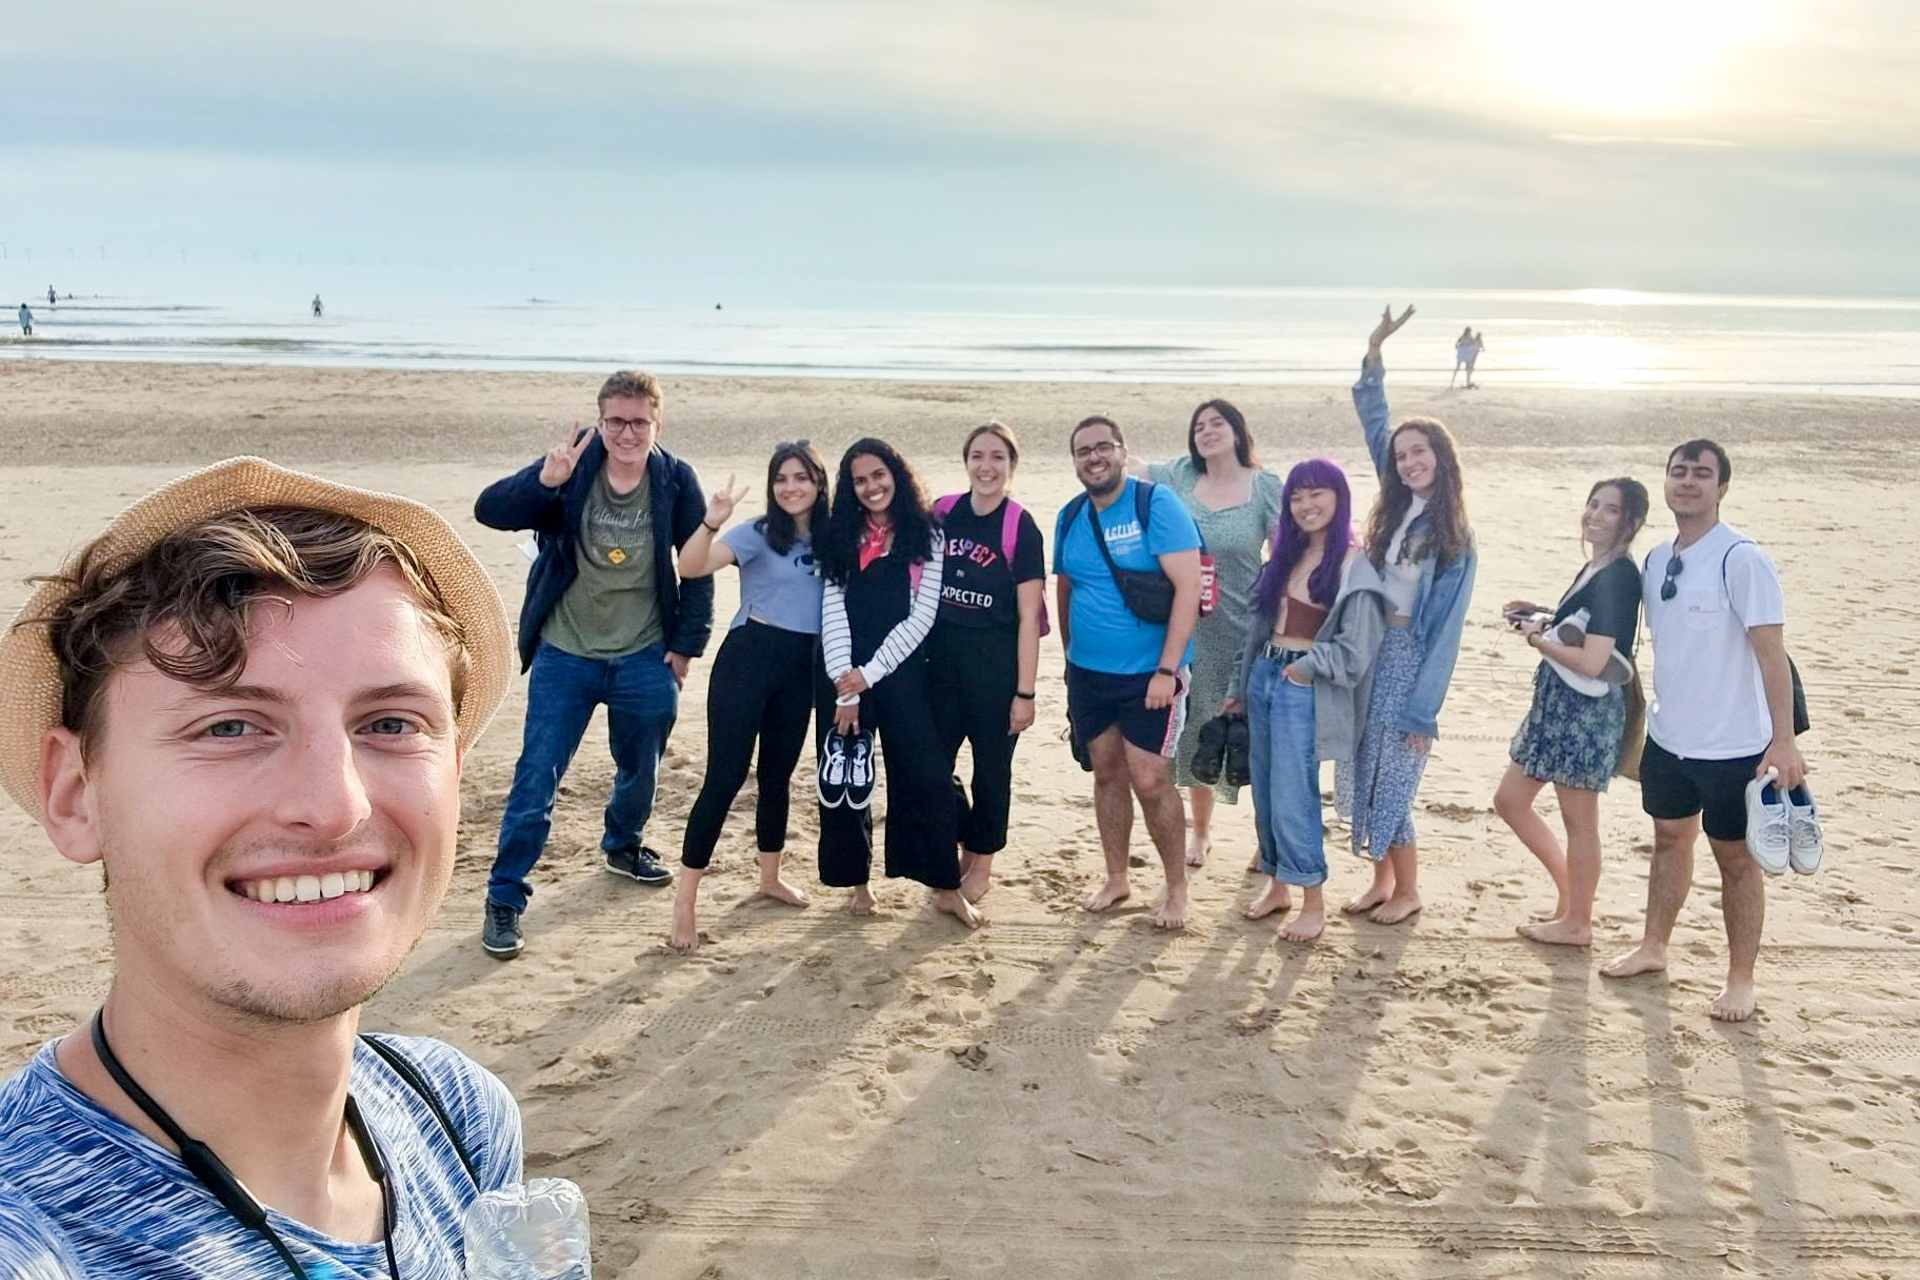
[
  {"left": 1508, "top": 662, "right": 1625, "bottom": 792},
  {"left": 1335, "top": 627, "right": 1428, "bottom": 862}
]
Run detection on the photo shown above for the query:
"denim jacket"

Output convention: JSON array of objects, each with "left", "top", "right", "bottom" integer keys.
[{"left": 1353, "top": 355, "right": 1477, "bottom": 739}]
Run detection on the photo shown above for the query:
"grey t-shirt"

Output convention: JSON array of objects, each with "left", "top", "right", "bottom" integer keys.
[
  {"left": 541, "top": 467, "right": 664, "bottom": 658},
  {"left": 723, "top": 520, "right": 822, "bottom": 636}
]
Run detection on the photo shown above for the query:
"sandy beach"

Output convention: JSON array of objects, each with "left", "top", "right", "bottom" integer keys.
[{"left": 2, "top": 357, "right": 1917, "bottom": 1278}]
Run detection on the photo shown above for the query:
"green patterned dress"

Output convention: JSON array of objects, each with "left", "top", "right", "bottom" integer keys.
[{"left": 1149, "top": 458, "right": 1284, "bottom": 800}]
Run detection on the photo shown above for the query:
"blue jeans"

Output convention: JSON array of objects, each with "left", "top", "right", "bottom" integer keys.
[
  {"left": 1247, "top": 657, "right": 1326, "bottom": 887},
  {"left": 488, "top": 641, "right": 680, "bottom": 911}
]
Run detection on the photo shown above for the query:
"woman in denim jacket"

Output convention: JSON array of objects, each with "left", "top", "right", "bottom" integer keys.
[{"left": 1339, "top": 306, "right": 1477, "bottom": 924}]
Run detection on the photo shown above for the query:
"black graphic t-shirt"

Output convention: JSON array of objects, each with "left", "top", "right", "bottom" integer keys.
[{"left": 936, "top": 497, "right": 1046, "bottom": 630}]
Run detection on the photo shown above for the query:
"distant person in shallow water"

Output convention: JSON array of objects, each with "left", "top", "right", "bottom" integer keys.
[
  {"left": 18, "top": 304, "right": 32, "bottom": 336},
  {"left": 1451, "top": 327, "right": 1474, "bottom": 388},
  {"left": 46, "top": 286, "right": 56, "bottom": 308},
  {"left": 1465, "top": 330, "right": 1486, "bottom": 388},
  {"left": 311, "top": 294, "right": 324, "bottom": 318}
]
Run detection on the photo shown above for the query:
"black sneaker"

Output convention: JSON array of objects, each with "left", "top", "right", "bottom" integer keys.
[
  {"left": 604, "top": 845, "right": 673, "bottom": 886},
  {"left": 482, "top": 901, "right": 523, "bottom": 959}
]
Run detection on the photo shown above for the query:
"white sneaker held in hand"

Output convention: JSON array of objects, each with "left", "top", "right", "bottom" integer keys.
[
  {"left": 1744, "top": 767, "right": 1791, "bottom": 876},
  {"left": 1787, "top": 781, "right": 1824, "bottom": 875}
]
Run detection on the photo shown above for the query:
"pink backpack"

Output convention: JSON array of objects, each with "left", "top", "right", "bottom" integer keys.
[{"left": 930, "top": 494, "right": 1052, "bottom": 637}]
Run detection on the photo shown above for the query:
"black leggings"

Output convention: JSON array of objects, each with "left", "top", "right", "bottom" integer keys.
[
  {"left": 815, "top": 653, "right": 962, "bottom": 890},
  {"left": 680, "top": 621, "right": 816, "bottom": 870},
  {"left": 927, "top": 622, "right": 1021, "bottom": 855}
]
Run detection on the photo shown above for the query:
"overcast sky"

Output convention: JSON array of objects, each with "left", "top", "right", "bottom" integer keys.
[{"left": 6, "top": 1, "right": 1917, "bottom": 299}]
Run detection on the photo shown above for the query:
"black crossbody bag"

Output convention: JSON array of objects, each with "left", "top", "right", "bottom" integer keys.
[{"left": 1076, "top": 481, "right": 1176, "bottom": 623}]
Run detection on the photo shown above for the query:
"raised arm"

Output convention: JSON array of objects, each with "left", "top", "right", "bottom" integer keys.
[
  {"left": 1353, "top": 304, "right": 1414, "bottom": 479},
  {"left": 677, "top": 474, "right": 749, "bottom": 579}
]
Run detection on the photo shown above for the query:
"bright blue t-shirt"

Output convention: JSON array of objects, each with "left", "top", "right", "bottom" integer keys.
[
  {"left": 1053, "top": 478, "right": 1203, "bottom": 675},
  {"left": 0, "top": 1036, "right": 523, "bottom": 1278}
]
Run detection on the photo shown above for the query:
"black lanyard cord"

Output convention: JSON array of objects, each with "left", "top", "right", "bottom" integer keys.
[{"left": 89, "top": 1010, "right": 402, "bottom": 1280}]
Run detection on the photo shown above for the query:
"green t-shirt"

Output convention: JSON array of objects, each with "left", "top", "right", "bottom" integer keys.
[{"left": 541, "top": 467, "right": 665, "bottom": 658}]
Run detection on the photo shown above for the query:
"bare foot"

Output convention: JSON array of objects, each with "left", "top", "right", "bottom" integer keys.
[
  {"left": 1343, "top": 875, "right": 1395, "bottom": 915},
  {"left": 1517, "top": 919, "right": 1592, "bottom": 947},
  {"left": 1246, "top": 856, "right": 1260, "bottom": 875},
  {"left": 1710, "top": 979, "right": 1757, "bottom": 1023},
  {"left": 1280, "top": 908, "right": 1325, "bottom": 943},
  {"left": 1185, "top": 832, "right": 1211, "bottom": 868},
  {"left": 1150, "top": 887, "right": 1190, "bottom": 930},
  {"left": 757, "top": 878, "right": 811, "bottom": 908},
  {"left": 934, "top": 889, "right": 987, "bottom": 929},
  {"left": 961, "top": 860, "right": 993, "bottom": 904},
  {"left": 669, "top": 900, "right": 701, "bottom": 954},
  {"left": 1600, "top": 942, "right": 1667, "bottom": 980},
  {"left": 1368, "top": 894, "right": 1422, "bottom": 925},
  {"left": 848, "top": 886, "right": 877, "bottom": 916},
  {"left": 1243, "top": 880, "right": 1292, "bottom": 920},
  {"left": 1082, "top": 877, "right": 1132, "bottom": 913}
]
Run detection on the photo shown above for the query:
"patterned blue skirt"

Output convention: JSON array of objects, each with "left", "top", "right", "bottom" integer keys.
[
  {"left": 1508, "top": 663, "right": 1626, "bottom": 792},
  {"left": 1335, "top": 627, "right": 1429, "bottom": 862}
]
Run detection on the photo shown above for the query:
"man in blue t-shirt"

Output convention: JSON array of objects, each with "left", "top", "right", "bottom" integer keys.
[
  {"left": 1054, "top": 414, "right": 1204, "bottom": 930},
  {"left": 0, "top": 461, "right": 526, "bottom": 1277}
]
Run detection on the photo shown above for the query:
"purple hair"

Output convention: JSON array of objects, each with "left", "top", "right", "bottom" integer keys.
[{"left": 1255, "top": 458, "right": 1354, "bottom": 618}]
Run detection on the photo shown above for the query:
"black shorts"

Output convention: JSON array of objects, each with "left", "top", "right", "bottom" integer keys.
[
  {"left": 1638, "top": 736, "right": 1766, "bottom": 843},
  {"left": 1066, "top": 663, "right": 1188, "bottom": 760}
]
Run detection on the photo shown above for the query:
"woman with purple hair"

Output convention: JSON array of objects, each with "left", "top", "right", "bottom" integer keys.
[{"left": 1226, "top": 459, "right": 1388, "bottom": 942}]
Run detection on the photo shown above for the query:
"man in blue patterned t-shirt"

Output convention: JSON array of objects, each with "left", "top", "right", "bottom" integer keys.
[{"left": 0, "top": 461, "right": 526, "bottom": 1277}]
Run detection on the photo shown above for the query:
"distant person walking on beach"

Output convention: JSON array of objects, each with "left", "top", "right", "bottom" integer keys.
[
  {"left": 670, "top": 441, "right": 829, "bottom": 953},
  {"left": 1494, "top": 477, "right": 1649, "bottom": 947},
  {"left": 1342, "top": 305, "right": 1477, "bottom": 925},
  {"left": 1602, "top": 440, "right": 1811, "bottom": 1023},
  {"left": 311, "top": 294, "right": 324, "bottom": 318},
  {"left": 1055, "top": 414, "right": 1204, "bottom": 929},
  {"left": 17, "top": 304, "right": 32, "bottom": 336},
  {"left": 1465, "top": 330, "right": 1486, "bottom": 387},
  {"left": 473, "top": 370, "right": 714, "bottom": 959},
  {"left": 1450, "top": 327, "right": 1474, "bottom": 387},
  {"left": 1127, "top": 401, "right": 1281, "bottom": 869}
]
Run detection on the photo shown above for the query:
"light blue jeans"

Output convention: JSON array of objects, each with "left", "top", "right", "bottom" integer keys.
[{"left": 1247, "top": 655, "right": 1326, "bottom": 887}]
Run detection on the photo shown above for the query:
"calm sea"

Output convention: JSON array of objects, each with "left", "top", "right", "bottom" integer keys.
[{"left": 6, "top": 282, "right": 1920, "bottom": 395}]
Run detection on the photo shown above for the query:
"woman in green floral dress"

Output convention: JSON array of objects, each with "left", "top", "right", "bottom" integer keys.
[{"left": 1134, "top": 400, "right": 1283, "bottom": 867}]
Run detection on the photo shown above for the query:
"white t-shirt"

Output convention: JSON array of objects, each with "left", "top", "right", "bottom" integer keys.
[
  {"left": 1381, "top": 494, "right": 1428, "bottom": 615},
  {"left": 1641, "top": 521, "right": 1786, "bottom": 759}
]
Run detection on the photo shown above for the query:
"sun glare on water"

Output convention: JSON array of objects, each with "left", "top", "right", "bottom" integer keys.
[{"left": 1533, "top": 335, "right": 1653, "bottom": 387}]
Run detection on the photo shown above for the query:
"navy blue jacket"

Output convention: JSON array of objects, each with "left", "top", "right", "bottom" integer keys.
[{"left": 476, "top": 434, "right": 715, "bottom": 672}]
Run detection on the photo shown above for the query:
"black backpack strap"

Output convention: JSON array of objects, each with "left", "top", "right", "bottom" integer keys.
[
  {"left": 360, "top": 1034, "right": 482, "bottom": 1189},
  {"left": 1720, "top": 539, "right": 1755, "bottom": 624}
]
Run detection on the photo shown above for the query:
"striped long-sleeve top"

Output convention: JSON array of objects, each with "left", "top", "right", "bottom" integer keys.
[{"left": 822, "top": 539, "right": 945, "bottom": 706}]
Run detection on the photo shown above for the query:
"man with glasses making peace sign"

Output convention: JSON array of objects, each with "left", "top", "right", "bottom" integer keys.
[
  {"left": 1602, "top": 438, "right": 1805, "bottom": 1023},
  {"left": 475, "top": 370, "right": 713, "bottom": 958}
]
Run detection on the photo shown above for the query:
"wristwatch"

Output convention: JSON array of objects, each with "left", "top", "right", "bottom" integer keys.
[{"left": 1154, "top": 666, "right": 1175, "bottom": 677}]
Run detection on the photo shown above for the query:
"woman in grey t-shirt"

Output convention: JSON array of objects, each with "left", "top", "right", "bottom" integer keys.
[{"left": 671, "top": 442, "right": 829, "bottom": 953}]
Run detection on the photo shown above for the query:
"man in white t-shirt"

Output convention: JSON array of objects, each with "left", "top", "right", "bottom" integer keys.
[{"left": 1601, "top": 439, "right": 1806, "bottom": 1023}]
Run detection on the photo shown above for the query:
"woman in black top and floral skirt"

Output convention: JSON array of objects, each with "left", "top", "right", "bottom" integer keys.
[
  {"left": 1493, "top": 477, "right": 1650, "bottom": 947},
  {"left": 818, "top": 438, "right": 984, "bottom": 929}
]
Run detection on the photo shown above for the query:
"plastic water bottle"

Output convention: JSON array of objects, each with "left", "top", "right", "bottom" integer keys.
[{"left": 462, "top": 1178, "right": 593, "bottom": 1279}]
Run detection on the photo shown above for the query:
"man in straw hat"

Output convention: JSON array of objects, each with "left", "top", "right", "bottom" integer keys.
[
  {"left": 474, "top": 369, "right": 712, "bottom": 959},
  {"left": 0, "top": 459, "right": 526, "bottom": 1275}
]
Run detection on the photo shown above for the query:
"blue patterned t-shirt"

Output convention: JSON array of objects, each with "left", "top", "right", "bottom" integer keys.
[{"left": 0, "top": 1035, "right": 523, "bottom": 1278}]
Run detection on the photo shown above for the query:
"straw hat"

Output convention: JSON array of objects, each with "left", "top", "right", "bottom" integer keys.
[{"left": 0, "top": 457, "right": 514, "bottom": 822}]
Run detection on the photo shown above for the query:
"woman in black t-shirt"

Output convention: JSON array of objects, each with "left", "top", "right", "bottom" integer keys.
[
  {"left": 927, "top": 422, "right": 1047, "bottom": 903},
  {"left": 1493, "top": 477, "right": 1650, "bottom": 947}
]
